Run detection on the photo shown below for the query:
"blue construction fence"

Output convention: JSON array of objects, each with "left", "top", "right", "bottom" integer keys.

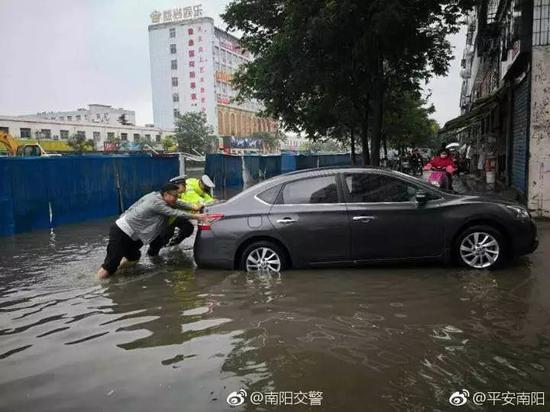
[
  {"left": 0, "top": 154, "right": 178, "bottom": 236},
  {"left": 205, "top": 153, "right": 352, "bottom": 197}
]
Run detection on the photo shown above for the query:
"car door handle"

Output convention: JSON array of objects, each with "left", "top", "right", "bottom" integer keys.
[
  {"left": 353, "top": 216, "right": 375, "bottom": 223},
  {"left": 277, "top": 218, "right": 297, "bottom": 224}
]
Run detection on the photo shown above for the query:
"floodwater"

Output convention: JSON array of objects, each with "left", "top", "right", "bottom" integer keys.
[{"left": 1, "top": 219, "right": 549, "bottom": 412}]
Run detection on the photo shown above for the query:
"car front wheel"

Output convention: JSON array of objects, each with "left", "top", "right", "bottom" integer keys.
[
  {"left": 455, "top": 225, "right": 506, "bottom": 269},
  {"left": 240, "top": 241, "right": 288, "bottom": 273}
]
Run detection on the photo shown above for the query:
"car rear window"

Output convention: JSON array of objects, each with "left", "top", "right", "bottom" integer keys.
[
  {"left": 278, "top": 175, "right": 339, "bottom": 204},
  {"left": 257, "top": 184, "right": 282, "bottom": 204}
]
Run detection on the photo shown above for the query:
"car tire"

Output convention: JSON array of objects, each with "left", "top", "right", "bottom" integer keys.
[
  {"left": 239, "top": 241, "right": 288, "bottom": 273},
  {"left": 455, "top": 225, "right": 507, "bottom": 270}
]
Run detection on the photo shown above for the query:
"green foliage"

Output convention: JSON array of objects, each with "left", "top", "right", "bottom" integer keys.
[
  {"left": 104, "top": 133, "right": 121, "bottom": 151},
  {"left": 383, "top": 90, "right": 440, "bottom": 150},
  {"left": 249, "top": 131, "right": 287, "bottom": 152},
  {"left": 222, "top": 0, "right": 473, "bottom": 165},
  {"left": 118, "top": 114, "right": 130, "bottom": 125},
  {"left": 174, "top": 111, "right": 214, "bottom": 153},
  {"left": 303, "top": 138, "right": 347, "bottom": 153},
  {"left": 162, "top": 135, "right": 177, "bottom": 152},
  {"left": 135, "top": 134, "right": 153, "bottom": 150},
  {"left": 67, "top": 134, "right": 94, "bottom": 153}
]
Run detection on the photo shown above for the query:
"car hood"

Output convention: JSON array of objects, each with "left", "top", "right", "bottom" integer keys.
[{"left": 458, "top": 194, "right": 522, "bottom": 207}]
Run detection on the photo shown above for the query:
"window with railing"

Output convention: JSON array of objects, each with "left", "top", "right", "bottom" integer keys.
[
  {"left": 487, "top": 0, "right": 499, "bottom": 24},
  {"left": 533, "top": 0, "right": 550, "bottom": 45}
]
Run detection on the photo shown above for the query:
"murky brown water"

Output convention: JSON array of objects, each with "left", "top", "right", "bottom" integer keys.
[{"left": 1, "top": 220, "right": 549, "bottom": 411}]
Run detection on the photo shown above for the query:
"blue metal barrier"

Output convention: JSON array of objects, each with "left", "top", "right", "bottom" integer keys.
[
  {"left": 296, "top": 154, "right": 318, "bottom": 170},
  {"left": 243, "top": 155, "right": 261, "bottom": 188},
  {"left": 259, "top": 155, "right": 281, "bottom": 179},
  {"left": 205, "top": 152, "right": 352, "bottom": 200},
  {"left": 319, "top": 154, "right": 352, "bottom": 167},
  {"left": 0, "top": 155, "right": 178, "bottom": 236},
  {"left": 281, "top": 153, "right": 297, "bottom": 174}
]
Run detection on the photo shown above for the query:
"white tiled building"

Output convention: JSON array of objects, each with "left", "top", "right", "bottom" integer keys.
[
  {"left": 0, "top": 115, "right": 164, "bottom": 150},
  {"left": 148, "top": 6, "right": 277, "bottom": 137},
  {"left": 18, "top": 104, "right": 136, "bottom": 126}
]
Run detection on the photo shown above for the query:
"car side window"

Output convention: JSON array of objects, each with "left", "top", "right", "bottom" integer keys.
[
  {"left": 257, "top": 184, "right": 282, "bottom": 204},
  {"left": 278, "top": 175, "right": 339, "bottom": 204},
  {"left": 344, "top": 173, "right": 420, "bottom": 203}
]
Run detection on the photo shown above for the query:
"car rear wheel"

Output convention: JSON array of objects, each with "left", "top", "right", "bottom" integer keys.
[
  {"left": 240, "top": 241, "right": 288, "bottom": 273},
  {"left": 455, "top": 225, "right": 506, "bottom": 269}
]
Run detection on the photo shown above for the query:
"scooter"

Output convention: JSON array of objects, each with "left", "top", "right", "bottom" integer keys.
[{"left": 422, "top": 165, "right": 454, "bottom": 190}]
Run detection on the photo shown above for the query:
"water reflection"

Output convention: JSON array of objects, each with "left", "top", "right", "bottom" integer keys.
[{"left": 0, "top": 220, "right": 549, "bottom": 411}]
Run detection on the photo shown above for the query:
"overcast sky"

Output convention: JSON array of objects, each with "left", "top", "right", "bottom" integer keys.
[{"left": 0, "top": 0, "right": 466, "bottom": 127}]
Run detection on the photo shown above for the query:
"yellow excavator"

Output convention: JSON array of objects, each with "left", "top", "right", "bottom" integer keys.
[{"left": 0, "top": 131, "right": 62, "bottom": 156}]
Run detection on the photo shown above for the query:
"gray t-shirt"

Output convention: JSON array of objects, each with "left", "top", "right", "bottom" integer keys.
[{"left": 118, "top": 192, "right": 195, "bottom": 244}]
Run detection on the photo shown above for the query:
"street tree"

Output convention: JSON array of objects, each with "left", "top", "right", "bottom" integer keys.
[
  {"left": 117, "top": 114, "right": 131, "bottom": 126},
  {"left": 174, "top": 111, "right": 214, "bottom": 153},
  {"left": 68, "top": 134, "right": 94, "bottom": 153},
  {"left": 249, "top": 131, "right": 287, "bottom": 152},
  {"left": 104, "top": 133, "right": 121, "bottom": 152},
  {"left": 383, "top": 90, "right": 439, "bottom": 154},
  {"left": 135, "top": 134, "right": 153, "bottom": 151},
  {"left": 303, "top": 138, "right": 347, "bottom": 153},
  {"left": 223, "top": 0, "right": 473, "bottom": 166},
  {"left": 162, "top": 135, "right": 177, "bottom": 152}
]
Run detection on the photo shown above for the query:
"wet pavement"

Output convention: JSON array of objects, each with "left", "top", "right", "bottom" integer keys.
[{"left": 0, "top": 219, "right": 549, "bottom": 411}]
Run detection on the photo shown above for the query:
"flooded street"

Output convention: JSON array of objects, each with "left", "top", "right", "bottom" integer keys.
[{"left": 1, "top": 219, "right": 549, "bottom": 411}]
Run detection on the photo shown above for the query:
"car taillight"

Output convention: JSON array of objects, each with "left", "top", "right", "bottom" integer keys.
[{"left": 198, "top": 213, "right": 224, "bottom": 231}]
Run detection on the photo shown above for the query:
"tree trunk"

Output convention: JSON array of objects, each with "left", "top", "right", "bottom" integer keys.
[
  {"left": 350, "top": 128, "right": 356, "bottom": 166},
  {"left": 361, "top": 119, "right": 370, "bottom": 166},
  {"left": 383, "top": 134, "right": 388, "bottom": 160},
  {"left": 371, "top": 82, "right": 383, "bottom": 167},
  {"left": 370, "top": 41, "right": 384, "bottom": 167}
]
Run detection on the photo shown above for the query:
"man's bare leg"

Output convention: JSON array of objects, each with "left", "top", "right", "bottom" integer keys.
[
  {"left": 96, "top": 267, "right": 110, "bottom": 279},
  {"left": 119, "top": 257, "right": 139, "bottom": 268}
]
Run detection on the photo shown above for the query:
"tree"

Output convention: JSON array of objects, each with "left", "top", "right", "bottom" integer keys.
[
  {"left": 118, "top": 114, "right": 130, "bottom": 125},
  {"left": 383, "top": 90, "right": 439, "bottom": 153},
  {"left": 162, "top": 135, "right": 177, "bottom": 152},
  {"left": 104, "top": 133, "right": 121, "bottom": 152},
  {"left": 249, "top": 131, "right": 287, "bottom": 152},
  {"left": 133, "top": 134, "right": 153, "bottom": 151},
  {"left": 303, "top": 138, "right": 347, "bottom": 153},
  {"left": 68, "top": 134, "right": 94, "bottom": 153},
  {"left": 222, "top": 0, "right": 473, "bottom": 166},
  {"left": 174, "top": 111, "right": 214, "bottom": 153}
]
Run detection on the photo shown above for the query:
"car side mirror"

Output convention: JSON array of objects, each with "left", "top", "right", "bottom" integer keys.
[{"left": 416, "top": 191, "right": 428, "bottom": 205}]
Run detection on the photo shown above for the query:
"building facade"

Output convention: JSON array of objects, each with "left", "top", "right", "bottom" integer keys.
[
  {"left": 18, "top": 104, "right": 136, "bottom": 126},
  {"left": 0, "top": 115, "right": 164, "bottom": 151},
  {"left": 441, "top": 0, "right": 550, "bottom": 217},
  {"left": 148, "top": 6, "right": 277, "bottom": 137}
]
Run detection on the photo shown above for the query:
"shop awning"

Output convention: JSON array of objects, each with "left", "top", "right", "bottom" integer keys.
[{"left": 439, "top": 87, "right": 505, "bottom": 135}]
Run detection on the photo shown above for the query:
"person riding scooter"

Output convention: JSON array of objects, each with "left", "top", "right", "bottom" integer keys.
[{"left": 423, "top": 149, "right": 457, "bottom": 190}]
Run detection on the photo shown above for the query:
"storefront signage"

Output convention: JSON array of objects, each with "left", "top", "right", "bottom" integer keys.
[{"left": 150, "top": 5, "right": 203, "bottom": 24}]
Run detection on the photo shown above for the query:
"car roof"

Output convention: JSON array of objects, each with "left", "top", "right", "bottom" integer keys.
[
  {"left": 280, "top": 166, "right": 394, "bottom": 178},
  {"left": 269, "top": 166, "right": 453, "bottom": 196}
]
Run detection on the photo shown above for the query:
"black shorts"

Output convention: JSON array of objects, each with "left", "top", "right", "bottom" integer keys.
[{"left": 101, "top": 223, "right": 143, "bottom": 275}]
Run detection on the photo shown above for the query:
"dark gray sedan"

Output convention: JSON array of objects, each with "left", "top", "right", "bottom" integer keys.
[{"left": 194, "top": 168, "right": 538, "bottom": 272}]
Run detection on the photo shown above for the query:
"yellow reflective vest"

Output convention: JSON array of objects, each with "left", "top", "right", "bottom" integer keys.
[{"left": 179, "top": 178, "right": 214, "bottom": 205}]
